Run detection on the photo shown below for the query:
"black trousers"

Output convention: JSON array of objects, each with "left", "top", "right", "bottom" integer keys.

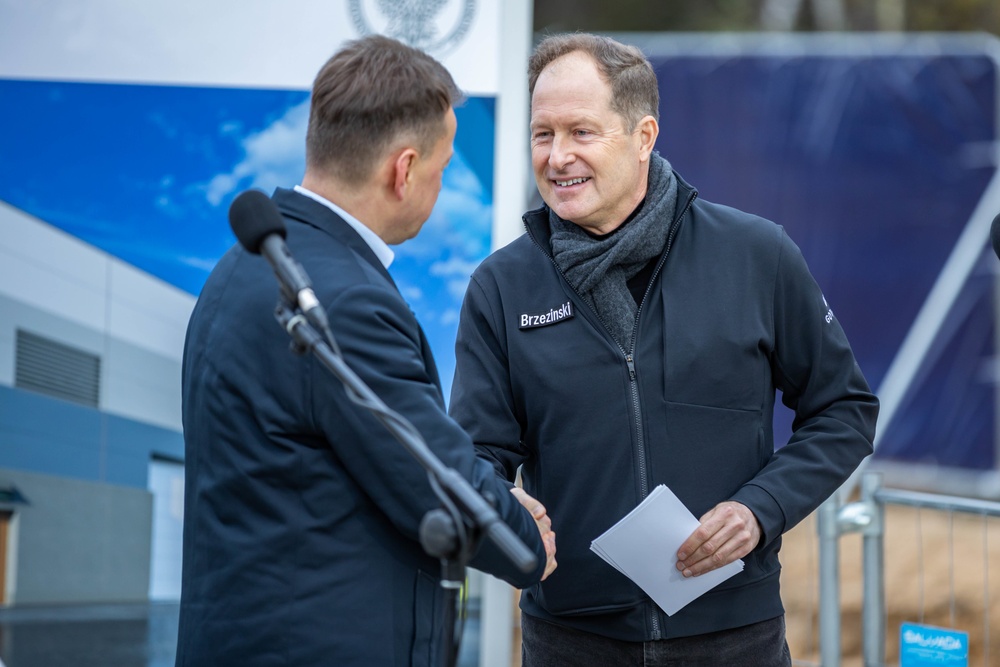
[{"left": 521, "top": 613, "right": 791, "bottom": 667}]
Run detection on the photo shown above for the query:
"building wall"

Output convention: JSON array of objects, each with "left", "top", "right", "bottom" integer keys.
[
  {"left": 0, "top": 200, "right": 193, "bottom": 433},
  {"left": 0, "top": 202, "right": 192, "bottom": 604},
  {"left": 0, "top": 468, "right": 152, "bottom": 604}
]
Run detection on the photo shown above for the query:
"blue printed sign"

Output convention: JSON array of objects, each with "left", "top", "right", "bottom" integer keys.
[{"left": 901, "top": 623, "right": 968, "bottom": 666}]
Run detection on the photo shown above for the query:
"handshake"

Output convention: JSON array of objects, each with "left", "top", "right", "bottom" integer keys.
[{"left": 510, "top": 487, "right": 558, "bottom": 581}]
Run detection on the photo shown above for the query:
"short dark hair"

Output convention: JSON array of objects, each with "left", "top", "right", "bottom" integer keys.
[
  {"left": 528, "top": 33, "right": 659, "bottom": 130},
  {"left": 306, "top": 35, "right": 462, "bottom": 185}
]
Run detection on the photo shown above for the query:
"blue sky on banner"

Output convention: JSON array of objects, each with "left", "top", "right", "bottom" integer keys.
[{"left": 0, "top": 78, "right": 495, "bottom": 395}]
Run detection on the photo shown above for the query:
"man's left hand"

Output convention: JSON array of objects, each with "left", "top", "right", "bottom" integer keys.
[{"left": 675, "top": 501, "right": 761, "bottom": 577}]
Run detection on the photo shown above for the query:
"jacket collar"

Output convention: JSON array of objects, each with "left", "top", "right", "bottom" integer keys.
[{"left": 271, "top": 187, "right": 394, "bottom": 284}]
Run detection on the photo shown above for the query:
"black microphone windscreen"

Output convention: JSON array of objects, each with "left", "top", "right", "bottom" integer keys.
[
  {"left": 229, "top": 189, "right": 286, "bottom": 254},
  {"left": 992, "top": 213, "right": 1000, "bottom": 261}
]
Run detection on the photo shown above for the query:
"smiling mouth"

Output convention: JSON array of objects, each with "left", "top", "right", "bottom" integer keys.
[{"left": 554, "top": 177, "right": 590, "bottom": 187}]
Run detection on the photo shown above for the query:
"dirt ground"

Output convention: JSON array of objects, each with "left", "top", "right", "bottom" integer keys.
[
  {"left": 510, "top": 505, "right": 1000, "bottom": 666},
  {"left": 782, "top": 506, "right": 1000, "bottom": 666}
]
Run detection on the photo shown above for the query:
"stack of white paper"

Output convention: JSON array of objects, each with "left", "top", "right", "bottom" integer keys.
[{"left": 590, "top": 485, "right": 744, "bottom": 616}]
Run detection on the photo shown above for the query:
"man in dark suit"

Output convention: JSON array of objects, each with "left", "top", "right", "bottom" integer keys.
[{"left": 175, "top": 35, "right": 556, "bottom": 667}]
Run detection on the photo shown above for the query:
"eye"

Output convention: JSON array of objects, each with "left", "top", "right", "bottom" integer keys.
[{"left": 532, "top": 130, "right": 552, "bottom": 141}]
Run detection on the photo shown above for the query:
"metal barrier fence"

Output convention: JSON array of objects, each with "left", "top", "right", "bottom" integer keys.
[{"left": 816, "top": 471, "right": 1000, "bottom": 666}]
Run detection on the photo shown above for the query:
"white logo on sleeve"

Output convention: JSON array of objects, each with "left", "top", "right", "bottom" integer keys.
[{"left": 823, "top": 295, "right": 834, "bottom": 324}]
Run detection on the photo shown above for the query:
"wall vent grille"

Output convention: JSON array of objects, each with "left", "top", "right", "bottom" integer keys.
[{"left": 15, "top": 329, "right": 101, "bottom": 408}]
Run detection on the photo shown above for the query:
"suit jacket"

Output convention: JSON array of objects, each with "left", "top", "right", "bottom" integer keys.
[{"left": 175, "top": 188, "right": 546, "bottom": 666}]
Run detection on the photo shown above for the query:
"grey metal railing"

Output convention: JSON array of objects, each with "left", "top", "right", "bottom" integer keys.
[{"left": 817, "top": 471, "right": 1000, "bottom": 666}]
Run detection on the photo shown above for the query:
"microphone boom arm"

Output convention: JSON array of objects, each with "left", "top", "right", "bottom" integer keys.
[{"left": 273, "top": 301, "right": 538, "bottom": 667}]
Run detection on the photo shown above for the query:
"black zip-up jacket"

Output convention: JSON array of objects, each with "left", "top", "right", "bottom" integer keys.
[{"left": 450, "top": 173, "right": 878, "bottom": 641}]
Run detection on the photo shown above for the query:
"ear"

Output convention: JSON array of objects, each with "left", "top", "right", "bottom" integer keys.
[
  {"left": 636, "top": 115, "right": 659, "bottom": 161},
  {"left": 392, "top": 148, "right": 419, "bottom": 200}
]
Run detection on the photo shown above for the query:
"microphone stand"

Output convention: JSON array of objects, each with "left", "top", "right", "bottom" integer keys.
[{"left": 273, "top": 299, "right": 536, "bottom": 667}]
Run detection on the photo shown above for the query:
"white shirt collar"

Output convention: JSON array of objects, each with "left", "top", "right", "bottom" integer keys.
[{"left": 293, "top": 185, "right": 394, "bottom": 269}]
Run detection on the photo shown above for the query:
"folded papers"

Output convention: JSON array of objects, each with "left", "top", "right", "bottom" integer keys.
[{"left": 590, "top": 485, "right": 743, "bottom": 616}]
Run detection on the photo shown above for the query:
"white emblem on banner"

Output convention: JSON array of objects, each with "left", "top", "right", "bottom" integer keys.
[{"left": 349, "top": 0, "right": 477, "bottom": 55}]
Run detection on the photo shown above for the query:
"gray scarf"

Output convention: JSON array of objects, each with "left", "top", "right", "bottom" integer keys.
[{"left": 549, "top": 154, "right": 678, "bottom": 349}]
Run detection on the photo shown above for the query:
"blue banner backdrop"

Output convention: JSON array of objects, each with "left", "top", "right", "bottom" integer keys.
[{"left": 649, "top": 52, "right": 996, "bottom": 470}]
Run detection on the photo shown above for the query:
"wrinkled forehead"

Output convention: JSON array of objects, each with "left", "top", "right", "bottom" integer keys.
[
  {"left": 534, "top": 50, "right": 608, "bottom": 95},
  {"left": 532, "top": 56, "right": 614, "bottom": 116}
]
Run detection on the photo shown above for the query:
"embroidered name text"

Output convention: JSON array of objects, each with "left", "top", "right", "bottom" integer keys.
[{"left": 519, "top": 301, "right": 574, "bottom": 330}]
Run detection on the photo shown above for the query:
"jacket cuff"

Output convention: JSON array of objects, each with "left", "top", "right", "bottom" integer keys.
[{"left": 730, "top": 484, "right": 785, "bottom": 548}]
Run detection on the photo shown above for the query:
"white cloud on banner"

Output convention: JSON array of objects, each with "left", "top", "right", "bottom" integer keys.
[
  {"left": 430, "top": 257, "right": 481, "bottom": 302},
  {"left": 204, "top": 100, "right": 310, "bottom": 205}
]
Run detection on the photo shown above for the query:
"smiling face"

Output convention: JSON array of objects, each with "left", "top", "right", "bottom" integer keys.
[{"left": 530, "top": 51, "right": 657, "bottom": 235}]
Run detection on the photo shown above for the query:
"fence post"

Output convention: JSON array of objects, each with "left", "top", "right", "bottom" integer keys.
[
  {"left": 818, "top": 495, "right": 842, "bottom": 667},
  {"left": 861, "top": 472, "right": 885, "bottom": 667}
]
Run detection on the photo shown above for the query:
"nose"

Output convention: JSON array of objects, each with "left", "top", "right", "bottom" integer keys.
[{"left": 548, "top": 133, "right": 576, "bottom": 171}]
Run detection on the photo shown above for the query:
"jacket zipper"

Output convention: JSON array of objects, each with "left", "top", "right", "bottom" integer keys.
[
  {"left": 626, "top": 190, "right": 695, "bottom": 640},
  {"left": 624, "top": 353, "right": 647, "bottom": 491},
  {"left": 624, "top": 352, "right": 659, "bottom": 640},
  {"left": 523, "top": 188, "right": 697, "bottom": 641}
]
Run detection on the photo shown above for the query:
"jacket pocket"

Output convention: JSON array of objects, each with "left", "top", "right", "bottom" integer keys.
[
  {"left": 655, "top": 401, "right": 780, "bottom": 592},
  {"left": 657, "top": 401, "right": 765, "bottom": 518},
  {"left": 530, "top": 540, "right": 647, "bottom": 616}
]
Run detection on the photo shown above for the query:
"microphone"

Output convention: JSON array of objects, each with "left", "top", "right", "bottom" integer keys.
[
  {"left": 992, "top": 213, "right": 1000, "bottom": 260},
  {"left": 229, "top": 190, "right": 330, "bottom": 334}
]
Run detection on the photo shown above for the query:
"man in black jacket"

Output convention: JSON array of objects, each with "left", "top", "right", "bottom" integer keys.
[
  {"left": 176, "top": 35, "right": 556, "bottom": 667},
  {"left": 450, "top": 33, "right": 878, "bottom": 666}
]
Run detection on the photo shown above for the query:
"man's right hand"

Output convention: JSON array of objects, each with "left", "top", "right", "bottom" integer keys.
[{"left": 510, "top": 487, "right": 557, "bottom": 580}]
